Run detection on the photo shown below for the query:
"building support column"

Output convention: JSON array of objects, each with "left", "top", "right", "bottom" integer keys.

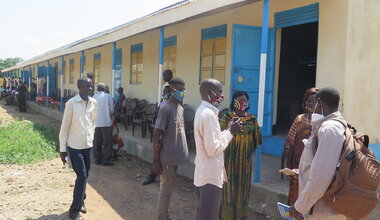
[
  {"left": 60, "top": 57, "right": 65, "bottom": 113},
  {"left": 157, "top": 27, "right": 164, "bottom": 106},
  {"left": 255, "top": 0, "right": 270, "bottom": 184},
  {"left": 28, "top": 66, "right": 32, "bottom": 101},
  {"left": 36, "top": 64, "right": 39, "bottom": 98},
  {"left": 112, "top": 42, "right": 116, "bottom": 100},
  {"left": 46, "top": 60, "right": 50, "bottom": 108},
  {"left": 80, "top": 50, "right": 85, "bottom": 78}
]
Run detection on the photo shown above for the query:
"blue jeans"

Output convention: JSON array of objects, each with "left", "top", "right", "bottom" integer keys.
[{"left": 68, "top": 147, "right": 92, "bottom": 214}]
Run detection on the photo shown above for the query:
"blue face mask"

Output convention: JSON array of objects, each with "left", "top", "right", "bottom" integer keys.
[{"left": 172, "top": 89, "right": 186, "bottom": 102}]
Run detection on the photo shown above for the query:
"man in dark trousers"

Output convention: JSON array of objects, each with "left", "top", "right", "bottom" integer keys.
[{"left": 59, "top": 77, "right": 97, "bottom": 220}]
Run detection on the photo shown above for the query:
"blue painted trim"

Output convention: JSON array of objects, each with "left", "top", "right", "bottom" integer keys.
[
  {"left": 115, "top": 48, "right": 122, "bottom": 69},
  {"left": 94, "top": 53, "right": 101, "bottom": 61},
  {"left": 80, "top": 51, "right": 85, "bottom": 74},
  {"left": 60, "top": 56, "right": 64, "bottom": 113},
  {"left": 275, "top": 3, "right": 319, "bottom": 28},
  {"left": 46, "top": 60, "right": 50, "bottom": 108},
  {"left": 112, "top": 42, "right": 116, "bottom": 69},
  {"left": 163, "top": 36, "right": 176, "bottom": 48},
  {"left": 201, "top": 24, "right": 227, "bottom": 40},
  {"left": 131, "top": 43, "right": 143, "bottom": 53},
  {"left": 28, "top": 66, "right": 32, "bottom": 101},
  {"left": 254, "top": 0, "right": 270, "bottom": 184},
  {"left": 159, "top": 28, "right": 164, "bottom": 65}
]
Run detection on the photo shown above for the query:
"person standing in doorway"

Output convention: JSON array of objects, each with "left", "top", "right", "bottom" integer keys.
[
  {"left": 93, "top": 82, "right": 114, "bottom": 166},
  {"left": 194, "top": 78, "right": 242, "bottom": 220},
  {"left": 86, "top": 73, "right": 95, "bottom": 97},
  {"left": 143, "top": 69, "right": 173, "bottom": 185},
  {"left": 59, "top": 77, "right": 97, "bottom": 220},
  {"left": 152, "top": 77, "right": 189, "bottom": 220},
  {"left": 37, "top": 74, "right": 46, "bottom": 96}
]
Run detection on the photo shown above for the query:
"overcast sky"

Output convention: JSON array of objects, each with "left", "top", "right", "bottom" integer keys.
[{"left": 0, "top": 0, "right": 181, "bottom": 60}]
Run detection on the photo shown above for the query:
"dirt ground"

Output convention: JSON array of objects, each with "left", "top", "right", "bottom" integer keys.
[{"left": 0, "top": 102, "right": 269, "bottom": 220}]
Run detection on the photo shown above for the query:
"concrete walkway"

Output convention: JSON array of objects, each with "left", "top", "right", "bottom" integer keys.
[{"left": 27, "top": 101, "right": 380, "bottom": 220}]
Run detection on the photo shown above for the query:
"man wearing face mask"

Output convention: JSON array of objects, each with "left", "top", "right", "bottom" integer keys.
[
  {"left": 194, "top": 78, "right": 243, "bottom": 220},
  {"left": 290, "top": 87, "right": 346, "bottom": 220},
  {"left": 152, "top": 77, "right": 189, "bottom": 220}
]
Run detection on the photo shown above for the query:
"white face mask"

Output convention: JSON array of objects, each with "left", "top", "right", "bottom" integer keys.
[{"left": 311, "top": 100, "right": 325, "bottom": 123}]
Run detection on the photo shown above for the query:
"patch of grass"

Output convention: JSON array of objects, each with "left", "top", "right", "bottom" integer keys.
[{"left": 0, "top": 119, "right": 59, "bottom": 164}]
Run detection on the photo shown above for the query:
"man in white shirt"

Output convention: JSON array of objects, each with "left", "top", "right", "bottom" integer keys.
[
  {"left": 290, "top": 87, "right": 346, "bottom": 220},
  {"left": 194, "top": 78, "right": 242, "bottom": 220},
  {"left": 93, "top": 82, "right": 114, "bottom": 166},
  {"left": 37, "top": 75, "right": 46, "bottom": 96},
  {"left": 59, "top": 77, "right": 97, "bottom": 220}
]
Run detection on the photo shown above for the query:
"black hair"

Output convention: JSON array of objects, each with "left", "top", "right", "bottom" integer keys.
[
  {"left": 163, "top": 69, "right": 173, "bottom": 77},
  {"left": 97, "top": 83, "right": 105, "bottom": 91},
  {"left": 169, "top": 77, "right": 185, "bottom": 87},
  {"left": 230, "top": 90, "right": 249, "bottom": 110},
  {"left": 118, "top": 87, "right": 124, "bottom": 92},
  {"left": 77, "top": 77, "right": 91, "bottom": 88},
  {"left": 316, "top": 87, "right": 340, "bottom": 110}
]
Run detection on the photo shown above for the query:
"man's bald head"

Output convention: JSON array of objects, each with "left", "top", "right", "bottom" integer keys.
[
  {"left": 199, "top": 78, "right": 223, "bottom": 101},
  {"left": 77, "top": 77, "right": 92, "bottom": 88}
]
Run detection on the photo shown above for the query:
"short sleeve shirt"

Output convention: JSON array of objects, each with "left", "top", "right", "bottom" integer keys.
[{"left": 155, "top": 101, "right": 189, "bottom": 166}]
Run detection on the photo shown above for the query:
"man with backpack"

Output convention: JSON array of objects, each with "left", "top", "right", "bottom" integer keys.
[
  {"left": 290, "top": 87, "right": 346, "bottom": 220},
  {"left": 290, "top": 87, "right": 380, "bottom": 220}
]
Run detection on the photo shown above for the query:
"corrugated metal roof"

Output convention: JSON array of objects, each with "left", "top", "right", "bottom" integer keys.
[{"left": 21, "top": 0, "right": 193, "bottom": 65}]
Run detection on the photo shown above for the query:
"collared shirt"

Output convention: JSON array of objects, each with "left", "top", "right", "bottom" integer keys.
[
  {"left": 194, "top": 101, "right": 233, "bottom": 188},
  {"left": 295, "top": 112, "right": 346, "bottom": 219},
  {"left": 93, "top": 91, "right": 114, "bottom": 127},
  {"left": 59, "top": 94, "right": 97, "bottom": 152}
]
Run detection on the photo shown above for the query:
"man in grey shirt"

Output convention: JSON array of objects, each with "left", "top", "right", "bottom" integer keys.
[{"left": 152, "top": 77, "right": 189, "bottom": 220}]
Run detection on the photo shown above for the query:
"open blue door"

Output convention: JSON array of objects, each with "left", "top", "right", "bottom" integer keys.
[
  {"left": 231, "top": 24, "right": 275, "bottom": 136},
  {"left": 48, "top": 66, "right": 57, "bottom": 96}
]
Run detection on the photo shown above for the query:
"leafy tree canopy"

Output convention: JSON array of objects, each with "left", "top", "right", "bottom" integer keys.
[{"left": 0, "top": 57, "right": 23, "bottom": 72}]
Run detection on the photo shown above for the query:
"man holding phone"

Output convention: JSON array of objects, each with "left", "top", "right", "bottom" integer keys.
[{"left": 194, "top": 78, "right": 242, "bottom": 220}]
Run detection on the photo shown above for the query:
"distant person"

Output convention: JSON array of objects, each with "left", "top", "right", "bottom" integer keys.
[
  {"left": 37, "top": 75, "right": 46, "bottom": 96},
  {"left": 86, "top": 73, "right": 95, "bottom": 96},
  {"left": 59, "top": 77, "right": 97, "bottom": 220},
  {"left": 152, "top": 77, "right": 189, "bottom": 220},
  {"left": 219, "top": 90, "right": 262, "bottom": 220},
  {"left": 283, "top": 88, "right": 318, "bottom": 206},
  {"left": 105, "top": 85, "right": 110, "bottom": 94},
  {"left": 290, "top": 87, "right": 346, "bottom": 220},
  {"left": 93, "top": 82, "right": 114, "bottom": 166},
  {"left": 18, "top": 81, "right": 27, "bottom": 112},
  {"left": 194, "top": 78, "right": 242, "bottom": 220}
]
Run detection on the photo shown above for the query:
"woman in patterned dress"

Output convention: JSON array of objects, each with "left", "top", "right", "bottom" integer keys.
[
  {"left": 284, "top": 87, "right": 319, "bottom": 205},
  {"left": 220, "top": 91, "right": 262, "bottom": 220}
]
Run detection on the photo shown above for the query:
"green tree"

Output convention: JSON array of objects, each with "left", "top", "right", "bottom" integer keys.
[{"left": 0, "top": 57, "right": 23, "bottom": 72}]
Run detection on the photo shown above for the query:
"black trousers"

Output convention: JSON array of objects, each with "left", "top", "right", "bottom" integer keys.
[
  {"left": 197, "top": 184, "right": 222, "bottom": 220},
  {"left": 19, "top": 95, "right": 26, "bottom": 112},
  {"left": 93, "top": 127, "right": 113, "bottom": 163}
]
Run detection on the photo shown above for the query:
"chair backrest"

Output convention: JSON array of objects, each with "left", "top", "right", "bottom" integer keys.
[
  {"left": 138, "top": 99, "right": 147, "bottom": 110},
  {"left": 126, "top": 100, "right": 137, "bottom": 114},
  {"left": 144, "top": 103, "right": 158, "bottom": 120}
]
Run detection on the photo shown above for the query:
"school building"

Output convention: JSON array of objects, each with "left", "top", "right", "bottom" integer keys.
[{"left": 2, "top": 0, "right": 380, "bottom": 160}]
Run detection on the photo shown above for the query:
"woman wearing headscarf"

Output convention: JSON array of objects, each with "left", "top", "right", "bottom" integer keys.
[
  {"left": 284, "top": 87, "right": 319, "bottom": 206},
  {"left": 219, "top": 91, "right": 262, "bottom": 220}
]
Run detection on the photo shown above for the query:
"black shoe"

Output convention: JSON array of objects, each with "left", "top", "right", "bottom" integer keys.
[
  {"left": 95, "top": 160, "right": 102, "bottom": 165},
  {"left": 69, "top": 212, "right": 83, "bottom": 220},
  {"left": 80, "top": 203, "right": 87, "bottom": 214},
  {"left": 142, "top": 176, "right": 156, "bottom": 185},
  {"left": 101, "top": 162, "right": 114, "bottom": 166}
]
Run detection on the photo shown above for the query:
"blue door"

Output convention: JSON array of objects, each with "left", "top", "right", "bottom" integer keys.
[
  {"left": 38, "top": 66, "right": 56, "bottom": 97},
  {"left": 231, "top": 24, "right": 275, "bottom": 137}
]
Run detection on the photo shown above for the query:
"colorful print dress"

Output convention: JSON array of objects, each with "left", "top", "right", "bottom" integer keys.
[
  {"left": 284, "top": 113, "right": 312, "bottom": 205},
  {"left": 220, "top": 111, "right": 262, "bottom": 220}
]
